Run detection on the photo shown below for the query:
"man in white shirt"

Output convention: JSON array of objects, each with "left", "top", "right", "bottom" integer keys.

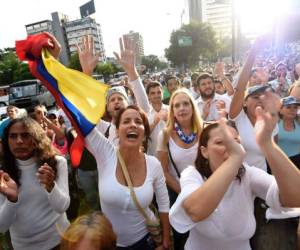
[
  {"left": 196, "top": 73, "right": 231, "bottom": 121},
  {"left": 146, "top": 81, "right": 168, "bottom": 156}
]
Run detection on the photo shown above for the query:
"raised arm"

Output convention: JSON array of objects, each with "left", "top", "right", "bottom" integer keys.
[
  {"left": 182, "top": 120, "right": 245, "bottom": 222},
  {"left": 229, "top": 37, "right": 267, "bottom": 119},
  {"left": 215, "top": 62, "right": 234, "bottom": 96},
  {"left": 255, "top": 91, "right": 300, "bottom": 207},
  {"left": 114, "top": 37, "right": 150, "bottom": 112}
]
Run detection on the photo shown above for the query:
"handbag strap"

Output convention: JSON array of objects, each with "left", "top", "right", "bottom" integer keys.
[
  {"left": 167, "top": 143, "right": 181, "bottom": 178},
  {"left": 117, "top": 149, "right": 150, "bottom": 221}
]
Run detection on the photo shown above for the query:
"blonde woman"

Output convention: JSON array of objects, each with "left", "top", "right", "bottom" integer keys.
[{"left": 157, "top": 88, "right": 203, "bottom": 250}]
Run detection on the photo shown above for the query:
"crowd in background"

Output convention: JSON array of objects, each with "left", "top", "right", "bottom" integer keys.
[{"left": 1, "top": 34, "right": 300, "bottom": 250}]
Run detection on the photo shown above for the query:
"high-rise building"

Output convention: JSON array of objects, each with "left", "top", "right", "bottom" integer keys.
[
  {"left": 123, "top": 31, "right": 144, "bottom": 65},
  {"left": 202, "top": 0, "right": 232, "bottom": 38},
  {"left": 25, "top": 11, "right": 106, "bottom": 65},
  {"left": 188, "top": 0, "right": 202, "bottom": 23},
  {"left": 25, "top": 13, "right": 70, "bottom": 65},
  {"left": 65, "top": 17, "right": 106, "bottom": 62}
]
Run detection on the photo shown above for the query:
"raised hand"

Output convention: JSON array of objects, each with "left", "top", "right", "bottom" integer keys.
[
  {"left": 0, "top": 170, "right": 18, "bottom": 202},
  {"left": 76, "top": 35, "right": 101, "bottom": 76},
  {"left": 254, "top": 90, "right": 281, "bottom": 146},
  {"left": 36, "top": 163, "right": 56, "bottom": 192},
  {"left": 45, "top": 32, "right": 62, "bottom": 59},
  {"left": 218, "top": 119, "right": 245, "bottom": 158},
  {"left": 113, "top": 36, "right": 138, "bottom": 81},
  {"left": 214, "top": 61, "right": 225, "bottom": 78}
]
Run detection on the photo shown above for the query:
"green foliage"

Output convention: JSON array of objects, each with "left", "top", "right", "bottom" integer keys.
[
  {"left": 165, "top": 22, "right": 217, "bottom": 67},
  {"left": 95, "top": 63, "right": 114, "bottom": 77},
  {"left": 141, "top": 55, "right": 168, "bottom": 72},
  {"left": 68, "top": 53, "right": 82, "bottom": 71},
  {"left": 0, "top": 49, "right": 32, "bottom": 85}
]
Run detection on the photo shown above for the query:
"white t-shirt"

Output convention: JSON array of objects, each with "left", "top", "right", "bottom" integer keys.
[
  {"left": 169, "top": 165, "right": 300, "bottom": 250},
  {"left": 85, "top": 127, "right": 169, "bottom": 247},
  {"left": 147, "top": 104, "right": 169, "bottom": 156},
  {"left": 197, "top": 93, "right": 231, "bottom": 121},
  {"left": 157, "top": 132, "right": 198, "bottom": 182},
  {"left": 0, "top": 156, "right": 70, "bottom": 250},
  {"left": 232, "top": 109, "right": 278, "bottom": 172}
]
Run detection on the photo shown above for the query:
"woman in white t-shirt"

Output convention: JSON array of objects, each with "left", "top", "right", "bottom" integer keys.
[
  {"left": 85, "top": 105, "right": 170, "bottom": 250},
  {"left": 170, "top": 96, "right": 300, "bottom": 250},
  {"left": 157, "top": 88, "right": 203, "bottom": 250}
]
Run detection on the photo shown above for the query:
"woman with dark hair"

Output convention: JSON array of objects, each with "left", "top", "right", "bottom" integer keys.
[
  {"left": 169, "top": 92, "right": 300, "bottom": 249},
  {"left": 0, "top": 117, "right": 70, "bottom": 250},
  {"left": 85, "top": 105, "right": 170, "bottom": 250}
]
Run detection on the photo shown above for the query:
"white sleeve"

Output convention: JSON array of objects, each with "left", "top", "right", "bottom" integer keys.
[
  {"left": 129, "top": 78, "right": 150, "bottom": 113},
  {"left": 85, "top": 126, "right": 116, "bottom": 171},
  {"left": 47, "top": 157, "right": 70, "bottom": 213},
  {"left": 152, "top": 157, "right": 169, "bottom": 213},
  {"left": 248, "top": 166, "right": 300, "bottom": 219},
  {"left": 96, "top": 119, "right": 110, "bottom": 135},
  {"left": 169, "top": 167, "right": 204, "bottom": 233},
  {"left": 0, "top": 195, "right": 18, "bottom": 232}
]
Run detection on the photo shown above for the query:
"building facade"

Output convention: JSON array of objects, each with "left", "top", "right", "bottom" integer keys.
[
  {"left": 123, "top": 31, "right": 144, "bottom": 65},
  {"left": 202, "top": 0, "right": 232, "bottom": 38},
  {"left": 64, "top": 17, "right": 106, "bottom": 62},
  {"left": 188, "top": 0, "right": 202, "bottom": 23},
  {"left": 25, "top": 11, "right": 105, "bottom": 65}
]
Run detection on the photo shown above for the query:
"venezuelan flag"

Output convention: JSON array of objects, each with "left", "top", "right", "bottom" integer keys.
[{"left": 15, "top": 33, "right": 109, "bottom": 167}]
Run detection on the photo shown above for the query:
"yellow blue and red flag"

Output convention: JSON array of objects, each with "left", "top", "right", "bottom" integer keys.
[{"left": 15, "top": 33, "right": 109, "bottom": 167}]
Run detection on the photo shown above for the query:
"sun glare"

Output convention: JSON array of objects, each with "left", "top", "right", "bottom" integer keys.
[{"left": 235, "top": 0, "right": 287, "bottom": 36}]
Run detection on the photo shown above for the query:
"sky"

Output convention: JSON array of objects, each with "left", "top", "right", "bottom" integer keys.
[
  {"left": 0, "top": 0, "right": 187, "bottom": 57},
  {"left": 1, "top": 0, "right": 297, "bottom": 58}
]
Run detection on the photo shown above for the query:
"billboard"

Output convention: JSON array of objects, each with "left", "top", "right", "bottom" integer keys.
[
  {"left": 80, "top": 0, "right": 96, "bottom": 18},
  {"left": 178, "top": 36, "right": 192, "bottom": 47}
]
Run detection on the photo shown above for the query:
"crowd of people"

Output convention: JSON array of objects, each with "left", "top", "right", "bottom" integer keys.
[{"left": 1, "top": 33, "right": 300, "bottom": 250}]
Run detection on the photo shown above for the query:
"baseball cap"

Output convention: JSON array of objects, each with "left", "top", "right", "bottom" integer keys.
[
  {"left": 281, "top": 96, "right": 300, "bottom": 107},
  {"left": 245, "top": 84, "right": 273, "bottom": 100},
  {"left": 106, "top": 86, "right": 128, "bottom": 103}
]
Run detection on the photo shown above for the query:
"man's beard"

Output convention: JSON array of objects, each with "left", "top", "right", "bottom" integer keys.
[{"left": 200, "top": 89, "right": 215, "bottom": 99}]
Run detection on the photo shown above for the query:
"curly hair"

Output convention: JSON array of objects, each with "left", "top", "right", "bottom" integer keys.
[{"left": 1, "top": 117, "right": 58, "bottom": 186}]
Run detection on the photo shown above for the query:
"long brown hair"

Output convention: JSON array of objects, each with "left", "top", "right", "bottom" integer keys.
[
  {"left": 1, "top": 117, "right": 58, "bottom": 186},
  {"left": 195, "top": 121, "right": 245, "bottom": 182}
]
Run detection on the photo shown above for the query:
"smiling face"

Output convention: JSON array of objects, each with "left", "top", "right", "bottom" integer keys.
[
  {"left": 107, "top": 93, "right": 128, "bottom": 120},
  {"left": 8, "top": 122, "right": 35, "bottom": 160},
  {"left": 172, "top": 93, "right": 193, "bottom": 125},
  {"left": 201, "top": 125, "right": 240, "bottom": 171},
  {"left": 116, "top": 108, "right": 146, "bottom": 148}
]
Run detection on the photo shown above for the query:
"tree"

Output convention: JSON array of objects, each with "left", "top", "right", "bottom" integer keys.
[
  {"left": 141, "top": 55, "right": 168, "bottom": 72},
  {"left": 68, "top": 53, "right": 82, "bottom": 71},
  {"left": 217, "top": 35, "right": 251, "bottom": 59},
  {"left": 95, "top": 63, "right": 114, "bottom": 77},
  {"left": 0, "top": 49, "right": 32, "bottom": 85},
  {"left": 165, "top": 22, "right": 217, "bottom": 67}
]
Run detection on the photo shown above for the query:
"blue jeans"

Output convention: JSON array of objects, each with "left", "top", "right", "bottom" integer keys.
[{"left": 116, "top": 234, "right": 156, "bottom": 250}]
